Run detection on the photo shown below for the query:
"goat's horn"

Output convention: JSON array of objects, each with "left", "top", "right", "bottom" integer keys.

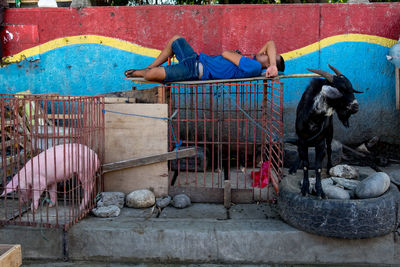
[
  {"left": 307, "top": 68, "right": 334, "bottom": 82},
  {"left": 353, "top": 89, "right": 363, "bottom": 93},
  {"left": 328, "top": 65, "right": 342, "bottom": 76}
]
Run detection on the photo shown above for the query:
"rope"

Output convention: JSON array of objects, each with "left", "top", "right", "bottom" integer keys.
[{"left": 102, "top": 109, "right": 169, "bottom": 121}]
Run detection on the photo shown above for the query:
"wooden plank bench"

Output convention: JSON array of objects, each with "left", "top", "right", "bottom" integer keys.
[{"left": 126, "top": 73, "right": 320, "bottom": 85}]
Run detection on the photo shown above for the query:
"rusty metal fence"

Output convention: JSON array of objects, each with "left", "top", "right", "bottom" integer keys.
[
  {"left": 168, "top": 80, "right": 284, "bottom": 202},
  {"left": 0, "top": 94, "right": 104, "bottom": 230}
]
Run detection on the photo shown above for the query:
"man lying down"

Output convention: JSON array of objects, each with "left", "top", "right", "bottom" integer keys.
[{"left": 124, "top": 35, "right": 285, "bottom": 83}]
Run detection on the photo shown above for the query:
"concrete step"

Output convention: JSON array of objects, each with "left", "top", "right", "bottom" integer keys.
[{"left": 1, "top": 203, "right": 399, "bottom": 265}]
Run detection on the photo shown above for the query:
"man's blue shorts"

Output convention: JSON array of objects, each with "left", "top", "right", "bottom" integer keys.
[{"left": 164, "top": 37, "right": 200, "bottom": 83}]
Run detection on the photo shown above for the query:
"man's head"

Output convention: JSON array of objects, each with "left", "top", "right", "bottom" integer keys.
[{"left": 255, "top": 54, "right": 285, "bottom": 72}]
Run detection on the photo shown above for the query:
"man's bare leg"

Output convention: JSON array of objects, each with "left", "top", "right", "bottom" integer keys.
[
  {"left": 144, "top": 67, "right": 166, "bottom": 83},
  {"left": 147, "top": 35, "right": 181, "bottom": 68},
  {"left": 125, "top": 35, "right": 182, "bottom": 78}
]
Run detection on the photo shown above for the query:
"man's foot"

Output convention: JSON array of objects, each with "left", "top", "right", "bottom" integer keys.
[
  {"left": 124, "top": 68, "right": 150, "bottom": 78},
  {"left": 124, "top": 69, "right": 137, "bottom": 77}
]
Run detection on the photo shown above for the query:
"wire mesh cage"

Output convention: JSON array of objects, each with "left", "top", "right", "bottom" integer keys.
[
  {"left": 168, "top": 80, "right": 284, "bottom": 202},
  {"left": 0, "top": 94, "right": 104, "bottom": 230}
]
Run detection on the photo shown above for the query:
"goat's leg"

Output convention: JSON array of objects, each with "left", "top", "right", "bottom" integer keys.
[
  {"left": 326, "top": 117, "right": 334, "bottom": 172},
  {"left": 326, "top": 140, "right": 332, "bottom": 171},
  {"left": 298, "top": 143, "right": 310, "bottom": 196},
  {"left": 315, "top": 141, "right": 326, "bottom": 199}
]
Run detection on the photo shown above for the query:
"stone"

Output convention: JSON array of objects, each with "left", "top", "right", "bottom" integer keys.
[
  {"left": 329, "top": 164, "right": 359, "bottom": 179},
  {"left": 389, "top": 169, "right": 400, "bottom": 186},
  {"left": 97, "top": 192, "right": 125, "bottom": 209},
  {"left": 331, "top": 177, "right": 360, "bottom": 190},
  {"left": 300, "top": 178, "right": 333, "bottom": 193},
  {"left": 357, "top": 166, "right": 376, "bottom": 180},
  {"left": 156, "top": 196, "right": 172, "bottom": 208},
  {"left": 321, "top": 178, "right": 334, "bottom": 187},
  {"left": 172, "top": 194, "right": 191, "bottom": 209},
  {"left": 346, "top": 189, "right": 356, "bottom": 199},
  {"left": 91, "top": 205, "right": 121, "bottom": 218},
  {"left": 126, "top": 189, "right": 155, "bottom": 208},
  {"left": 323, "top": 184, "right": 350, "bottom": 200},
  {"left": 355, "top": 172, "right": 391, "bottom": 199}
]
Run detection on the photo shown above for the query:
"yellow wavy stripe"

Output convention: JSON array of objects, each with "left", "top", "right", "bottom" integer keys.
[
  {"left": 3, "top": 35, "right": 161, "bottom": 64},
  {"left": 2, "top": 33, "right": 397, "bottom": 64},
  {"left": 282, "top": 34, "right": 397, "bottom": 60}
]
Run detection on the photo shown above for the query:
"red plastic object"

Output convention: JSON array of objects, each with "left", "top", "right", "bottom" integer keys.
[{"left": 251, "top": 161, "right": 270, "bottom": 188}]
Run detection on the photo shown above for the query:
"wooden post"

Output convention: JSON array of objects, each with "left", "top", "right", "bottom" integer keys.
[
  {"left": 157, "top": 85, "right": 166, "bottom": 104},
  {"left": 224, "top": 180, "right": 231, "bottom": 209}
]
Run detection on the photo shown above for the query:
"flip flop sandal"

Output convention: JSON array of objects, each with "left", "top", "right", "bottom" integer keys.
[
  {"left": 124, "top": 68, "right": 151, "bottom": 78},
  {"left": 124, "top": 69, "right": 138, "bottom": 77}
]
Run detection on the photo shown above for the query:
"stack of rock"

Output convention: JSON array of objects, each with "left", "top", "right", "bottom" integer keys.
[
  {"left": 125, "top": 190, "right": 191, "bottom": 209},
  {"left": 301, "top": 164, "right": 392, "bottom": 200},
  {"left": 92, "top": 189, "right": 192, "bottom": 218}
]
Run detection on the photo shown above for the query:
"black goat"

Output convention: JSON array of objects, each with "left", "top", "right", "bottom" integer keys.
[{"left": 290, "top": 65, "right": 362, "bottom": 198}]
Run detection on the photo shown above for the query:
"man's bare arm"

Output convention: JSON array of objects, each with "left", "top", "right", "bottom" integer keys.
[
  {"left": 221, "top": 51, "right": 242, "bottom": 66},
  {"left": 258, "top": 40, "right": 278, "bottom": 77}
]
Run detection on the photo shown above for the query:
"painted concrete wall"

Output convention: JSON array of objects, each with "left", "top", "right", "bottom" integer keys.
[{"left": 1, "top": 4, "right": 399, "bottom": 143}]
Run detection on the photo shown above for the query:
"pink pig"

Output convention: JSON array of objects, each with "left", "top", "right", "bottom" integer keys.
[{"left": 1, "top": 143, "right": 100, "bottom": 212}]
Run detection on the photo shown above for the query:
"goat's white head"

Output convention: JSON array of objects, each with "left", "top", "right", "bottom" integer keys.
[{"left": 308, "top": 65, "right": 362, "bottom": 128}]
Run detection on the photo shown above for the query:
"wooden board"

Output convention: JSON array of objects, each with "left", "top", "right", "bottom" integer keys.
[
  {"left": 102, "top": 148, "right": 196, "bottom": 173},
  {"left": 104, "top": 97, "right": 136, "bottom": 104},
  {"left": 104, "top": 104, "right": 168, "bottom": 196},
  {"left": 126, "top": 73, "right": 320, "bottom": 85},
  {"left": 0, "top": 244, "right": 22, "bottom": 267}
]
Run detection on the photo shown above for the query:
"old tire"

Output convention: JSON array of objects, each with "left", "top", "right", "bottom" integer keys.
[{"left": 278, "top": 176, "right": 400, "bottom": 239}]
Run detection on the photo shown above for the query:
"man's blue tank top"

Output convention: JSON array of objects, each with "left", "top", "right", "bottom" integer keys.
[{"left": 199, "top": 53, "right": 262, "bottom": 80}]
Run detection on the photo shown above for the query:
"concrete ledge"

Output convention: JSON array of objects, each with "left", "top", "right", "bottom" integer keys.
[
  {"left": 1, "top": 205, "right": 399, "bottom": 264},
  {"left": 0, "top": 225, "right": 64, "bottom": 260}
]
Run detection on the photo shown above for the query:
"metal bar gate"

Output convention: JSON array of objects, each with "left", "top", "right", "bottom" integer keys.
[
  {"left": 0, "top": 94, "right": 104, "bottom": 230},
  {"left": 167, "top": 79, "right": 284, "bottom": 202}
]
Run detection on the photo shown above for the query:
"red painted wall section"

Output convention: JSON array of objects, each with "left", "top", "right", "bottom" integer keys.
[
  {"left": 3, "top": 4, "right": 399, "bottom": 57},
  {"left": 320, "top": 4, "right": 400, "bottom": 39}
]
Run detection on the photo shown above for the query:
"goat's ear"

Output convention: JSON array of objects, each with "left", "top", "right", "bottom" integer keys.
[
  {"left": 353, "top": 88, "right": 363, "bottom": 94},
  {"left": 321, "top": 85, "right": 343, "bottom": 99}
]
